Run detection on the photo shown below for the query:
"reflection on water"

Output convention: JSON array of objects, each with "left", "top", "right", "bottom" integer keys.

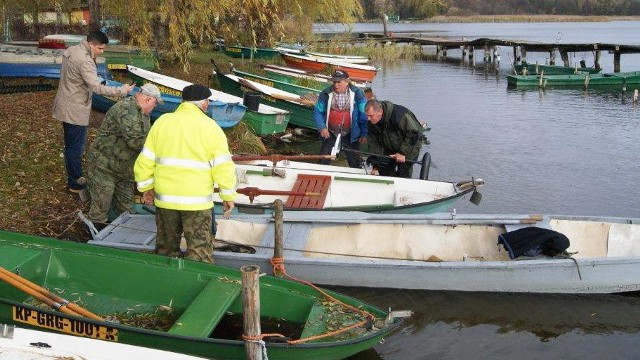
[
  {"left": 298, "top": 22, "right": 640, "bottom": 359},
  {"left": 337, "top": 288, "right": 640, "bottom": 359}
]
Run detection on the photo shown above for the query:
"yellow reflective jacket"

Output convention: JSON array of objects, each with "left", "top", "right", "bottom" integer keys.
[{"left": 134, "top": 102, "right": 237, "bottom": 211}]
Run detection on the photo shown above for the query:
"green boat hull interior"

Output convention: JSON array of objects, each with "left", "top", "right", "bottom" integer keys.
[{"left": 0, "top": 231, "right": 401, "bottom": 360}]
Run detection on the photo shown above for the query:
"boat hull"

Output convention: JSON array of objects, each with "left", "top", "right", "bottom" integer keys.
[
  {"left": 90, "top": 212, "right": 640, "bottom": 294},
  {"left": 92, "top": 79, "right": 246, "bottom": 127},
  {"left": 216, "top": 72, "right": 316, "bottom": 129},
  {"left": 233, "top": 68, "right": 320, "bottom": 96},
  {"left": 514, "top": 63, "right": 601, "bottom": 75},
  {"left": 223, "top": 45, "right": 280, "bottom": 60},
  {"left": 507, "top": 71, "right": 640, "bottom": 89},
  {"left": 127, "top": 66, "right": 290, "bottom": 135},
  {"left": 281, "top": 53, "right": 378, "bottom": 82},
  {"left": 0, "top": 230, "right": 400, "bottom": 360}
]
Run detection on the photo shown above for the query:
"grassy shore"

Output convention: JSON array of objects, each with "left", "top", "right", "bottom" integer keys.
[{"left": 0, "top": 53, "right": 269, "bottom": 240}]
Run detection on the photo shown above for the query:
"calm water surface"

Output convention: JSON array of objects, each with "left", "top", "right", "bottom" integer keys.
[{"left": 310, "top": 22, "right": 640, "bottom": 359}]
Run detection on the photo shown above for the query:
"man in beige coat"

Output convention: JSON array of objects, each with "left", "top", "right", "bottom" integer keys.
[{"left": 52, "top": 30, "right": 134, "bottom": 195}]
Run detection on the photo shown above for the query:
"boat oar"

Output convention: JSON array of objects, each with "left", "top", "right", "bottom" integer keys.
[
  {"left": 217, "top": 187, "right": 321, "bottom": 203},
  {"left": 237, "top": 78, "right": 316, "bottom": 107},
  {"left": 341, "top": 148, "right": 424, "bottom": 165},
  {"left": 0, "top": 266, "right": 104, "bottom": 321},
  {"left": 232, "top": 154, "right": 336, "bottom": 163}
]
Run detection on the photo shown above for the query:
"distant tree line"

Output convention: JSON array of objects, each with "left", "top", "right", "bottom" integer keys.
[{"left": 361, "top": 0, "right": 640, "bottom": 19}]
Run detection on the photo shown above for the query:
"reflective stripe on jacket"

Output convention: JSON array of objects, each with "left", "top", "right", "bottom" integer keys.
[{"left": 134, "top": 102, "right": 237, "bottom": 211}]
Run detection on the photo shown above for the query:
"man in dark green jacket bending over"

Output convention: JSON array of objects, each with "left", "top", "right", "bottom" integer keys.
[{"left": 364, "top": 99, "right": 425, "bottom": 178}]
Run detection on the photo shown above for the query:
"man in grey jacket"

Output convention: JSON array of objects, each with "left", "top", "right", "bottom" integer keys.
[{"left": 52, "top": 30, "right": 134, "bottom": 196}]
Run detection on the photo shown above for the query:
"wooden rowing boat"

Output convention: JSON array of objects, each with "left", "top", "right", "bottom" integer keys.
[
  {"left": 127, "top": 65, "right": 291, "bottom": 135},
  {"left": 281, "top": 53, "right": 378, "bottom": 83},
  {"left": 303, "top": 50, "right": 370, "bottom": 65},
  {"left": 507, "top": 71, "right": 640, "bottom": 89},
  {"left": 222, "top": 45, "right": 280, "bottom": 60},
  {"left": 0, "top": 230, "right": 402, "bottom": 359},
  {"left": 92, "top": 79, "right": 246, "bottom": 128},
  {"left": 215, "top": 70, "right": 317, "bottom": 129},
  {"left": 0, "top": 324, "right": 207, "bottom": 360},
  {"left": 216, "top": 161, "right": 483, "bottom": 214},
  {"left": 89, "top": 211, "right": 640, "bottom": 294},
  {"left": 513, "top": 62, "right": 601, "bottom": 75},
  {"left": 232, "top": 67, "right": 320, "bottom": 97}
]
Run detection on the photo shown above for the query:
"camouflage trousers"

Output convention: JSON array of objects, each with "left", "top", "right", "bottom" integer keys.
[
  {"left": 87, "top": 166, "right": 134, "bottom": 223},
  {"left": 155, "top": 207, "right": 215, "bottom": 264}
]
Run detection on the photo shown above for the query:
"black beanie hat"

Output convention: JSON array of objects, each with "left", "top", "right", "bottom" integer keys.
[{"left": 182, "top": 84, "right": 211, "bottom": 101}]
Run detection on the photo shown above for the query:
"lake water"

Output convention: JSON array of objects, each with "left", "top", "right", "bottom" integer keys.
[{"left": 311, "top": 21, "right": 640, "bottom": 359}]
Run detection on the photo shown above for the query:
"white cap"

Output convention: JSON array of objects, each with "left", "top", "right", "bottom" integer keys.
[{"left": 140, "top": 83, "right": 164, "bottom": 104}]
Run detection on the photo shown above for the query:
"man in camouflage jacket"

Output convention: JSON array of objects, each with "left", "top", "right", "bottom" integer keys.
[
  {"left": 364, "top": 99, "right": 425, "bottom": 178},
  {"left": 86, "top": 84, "right": 163, "bottom": 225}
]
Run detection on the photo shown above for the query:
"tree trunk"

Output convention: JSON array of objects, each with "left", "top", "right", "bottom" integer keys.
[{"left": 89, "top": 0, "right": 102, "bottom": 28}]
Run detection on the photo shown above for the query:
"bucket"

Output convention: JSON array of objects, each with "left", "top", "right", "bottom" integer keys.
[{"left": 243, "top": 92, "right": 261, "bottom": 111}]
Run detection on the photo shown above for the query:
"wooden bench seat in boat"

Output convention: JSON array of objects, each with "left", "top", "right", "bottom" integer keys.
[
  {"left": 285, "top": 174, "right": 331, "bottom": 209},
  {"left": 168, "top": 279, "right": 241, "bottom": 337}
]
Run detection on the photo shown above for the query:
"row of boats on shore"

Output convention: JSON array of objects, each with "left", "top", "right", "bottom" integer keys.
[{"left": 3, "top": 38, "right": 640, "bottom": 359}]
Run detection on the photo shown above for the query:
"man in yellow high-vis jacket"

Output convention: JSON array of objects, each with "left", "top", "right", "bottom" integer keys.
[{"left": 134, "top": 84, "right": 237, "bottom": 263}]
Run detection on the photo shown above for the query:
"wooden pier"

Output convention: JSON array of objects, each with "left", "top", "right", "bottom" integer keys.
[{"left": 358, "top": 33, "right": 640, "bottom": 72}]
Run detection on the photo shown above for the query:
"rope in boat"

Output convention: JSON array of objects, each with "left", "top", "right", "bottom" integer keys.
[{"left": 240, "top": 257, "right": 375, "bottom": 345}]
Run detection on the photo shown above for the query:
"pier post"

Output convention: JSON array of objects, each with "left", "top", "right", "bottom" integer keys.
[
  {"left": 382, "top": 14, "right": 389, "bottom": 37},
  {"left": 242, "top": 265, "right": 262, "bottom": 360},
  {"left": 549, "top": 50, "right": 556, "bottom": 65},
  {"left": 273, "top": 199, "right": 284, "bottom": 271},
  {"left": 520, "top": 48, "right": 527, "bottom": 65},
  {"left": 461, "top": 46, "right": 467, "bottom": 58},
  {"left": 594, "top": 47, "right": 601, "bottom": 69},
  {"left": 560, "top": 51, "right": 569, "bottom": 67},
  {"left": 468, "top": 46, "right": 474, "bottom": 64},
  {"left": 614, "top": 46, "right": 621, "bottom": 73}
]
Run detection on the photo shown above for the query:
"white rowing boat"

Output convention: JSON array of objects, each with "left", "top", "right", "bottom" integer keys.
[{"left": 89, "top": 211, "right": 640, "bottom": 294}]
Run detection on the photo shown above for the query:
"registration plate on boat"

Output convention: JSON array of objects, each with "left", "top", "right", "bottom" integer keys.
[{"left": 12, "top": 305, "right": 118, "bottom": 341}]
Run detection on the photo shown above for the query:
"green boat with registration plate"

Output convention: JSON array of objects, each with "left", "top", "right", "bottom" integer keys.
[
  {"left": 223, "top": 45, "right": 280, "bottom": 60},
  {"left": 0, "top": 230, "right": 402, "bottom": 360}
]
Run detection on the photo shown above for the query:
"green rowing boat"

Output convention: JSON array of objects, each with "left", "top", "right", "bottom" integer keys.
[
  {"left": 0, "top": 230, "right": 402, "bottom": 360},
  {"left": 232, "top": 68, "right": 320, "bottom": 97},
  {"left": 507, "top": 71, "right": 640, "bottom": 89},
  {"left": 216, "top": 70, "right": 317, "bottom": 130},
  {"left": 513, "top": 63, "right": 601, "bottom": 75},
  {"left": 223, "top": 45, "right": 281, "bottom": 60}
]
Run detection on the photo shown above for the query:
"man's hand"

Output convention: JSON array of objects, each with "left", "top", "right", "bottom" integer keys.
[
  {"left": 121, "top": 83, "right": 135, "bottom": 94},
  {"left": 319, "top": 128, "right": 330, "bottom": 139},
  {"left": 222, "top": 200, "right": 235, "bottom": 219},
  {"left": 390, "top": 153, "right": 406, "bottom": 163},
  {"left": 142, "top": 189, "right": 155, "bottom": 205},
  {"left": 359, "top": 136, "right": 368, "bottom": 144}
]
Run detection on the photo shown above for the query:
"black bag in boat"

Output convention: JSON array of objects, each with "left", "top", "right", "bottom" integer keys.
[
  {"left": 498, "top": 227, "right": 570, "bottom": 259},
  {"left": 366, "top": 154, "right": 394, "bottom": 168}
]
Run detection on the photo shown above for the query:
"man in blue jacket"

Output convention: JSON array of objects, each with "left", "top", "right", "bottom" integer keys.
[{"left": 313, "top": 70, "right": 368, "bottom": 168}]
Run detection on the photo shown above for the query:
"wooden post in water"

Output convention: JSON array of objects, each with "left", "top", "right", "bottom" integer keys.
[
  {"left": 614, "top": 46, "right": 621, "bottom": 73},
  {"left": 594, "top": 47, "right": 601, "bottom": 69},
  {"left": 382, "top": 14, "right": 389, "bottom": 37},
  {"left": 560, "top": 50, "right": 569, "bottom": 67},
  {"left": 549, "top": 49, "right": 556, "bottom": 65},
  {"left": 242, "top": 265, "right": 262, "bottom": 360},
  {"left": 273, "top": 199, "right": 284, "bottom": 275}
]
